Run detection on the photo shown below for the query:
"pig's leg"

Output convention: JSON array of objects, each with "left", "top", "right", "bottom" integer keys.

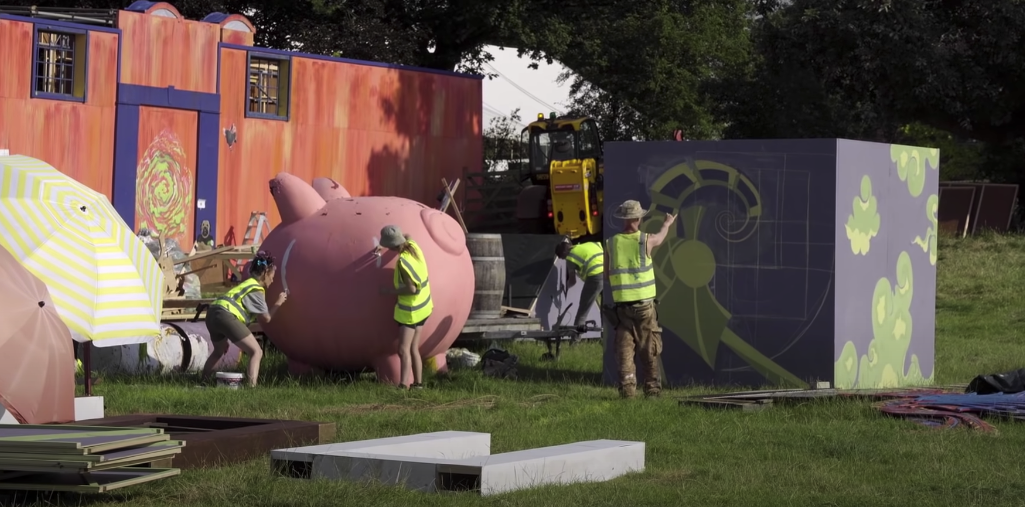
[
  {"left": 428, "top": 353, "right": 449, "bottom": 374},
  {"left": 372, "top": 354, "right": 403, "bottom": 385},
  {"left": 287, "top": 358, "right": 314, "bottom": 377}
]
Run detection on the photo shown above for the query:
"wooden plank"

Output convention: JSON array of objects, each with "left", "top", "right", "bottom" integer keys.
[
  {"left": 0, "top": 441, "right": 181, "bottom": 463},
  {"left": 0, "top": 434, "right": 170, "bottom": 455},
  {"left": 461, "top": 317, "right": 542, "bottom": 334},
  {"left": 0, "top": 468, "right": 181, "bottom": 493},
  {"left": 0, "top": 448, "right": 182, "bottom": 471},
  {"left": 501, "top": 305, "right": 532, "bottom": 316},
  {"left": 678, "top": 398, "right": 772, "bottom": 412}
]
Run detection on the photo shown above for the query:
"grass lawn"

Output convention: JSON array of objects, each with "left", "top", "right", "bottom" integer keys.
[{"left": 21, "top": 234, "right": 1025, "bottom": 506}]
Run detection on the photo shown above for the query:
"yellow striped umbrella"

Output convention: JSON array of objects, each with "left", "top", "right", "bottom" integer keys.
[{"left": 0, "top": 155, "right": 163, "bottom": 346}]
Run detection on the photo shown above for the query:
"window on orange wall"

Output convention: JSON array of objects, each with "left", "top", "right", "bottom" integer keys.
[
  {"left": 246, "top": 52, "right": 291, "bottom": 121},
  {"left": 32, "top": 27, "right": 88, "bottom": 102}
]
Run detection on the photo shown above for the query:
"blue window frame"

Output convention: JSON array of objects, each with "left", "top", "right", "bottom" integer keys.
[
  {"left": 246, "top": 52, "right": 291, "bottom": 120},
  {"left": 32, "top": 26, "right": 88, "bottom": 102}
]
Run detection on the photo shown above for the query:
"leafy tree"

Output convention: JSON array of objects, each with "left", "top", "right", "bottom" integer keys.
[
  {"left": 730, "top": 0, "right": 1025, "bottom": 145},
  {"left": 483, "top": 108, "right": 526, "bottom": 173},
  {"left": 541, "top": 0, "right": 754, "bottom": 141}
]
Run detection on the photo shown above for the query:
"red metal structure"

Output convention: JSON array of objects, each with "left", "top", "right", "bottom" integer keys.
[{"left": 0, "top": 1, "right": 483, "bottom": 251}]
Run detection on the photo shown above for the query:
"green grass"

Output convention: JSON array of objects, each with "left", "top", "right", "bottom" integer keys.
[{"left": 20, "top": 233, "right": 1025, "bottom": 506}]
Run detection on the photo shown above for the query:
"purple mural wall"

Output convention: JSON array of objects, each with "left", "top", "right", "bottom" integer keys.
[
  {"left": 601, "top": 139, "right": 937, "bottom": 389},
  {"left": 834, "top": 140, "right": 938, "bottom": 388}
]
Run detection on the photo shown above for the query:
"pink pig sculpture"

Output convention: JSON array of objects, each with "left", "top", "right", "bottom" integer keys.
[{"left": 258, "top": 172, "right": 475, "bottom": 383}]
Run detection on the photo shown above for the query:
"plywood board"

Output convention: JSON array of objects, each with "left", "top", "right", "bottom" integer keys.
[
  {"left": 0, "top": 433, "right": 169, "bottom": 454},
  {"left": 0, "top": 442, "right": 183, "bottom": 470},
  {"left": 0, "top": 467, "right": 180, "bottom": 493},
  {"left": 0, "top": 440, "right": 182, "bottom": 463}
]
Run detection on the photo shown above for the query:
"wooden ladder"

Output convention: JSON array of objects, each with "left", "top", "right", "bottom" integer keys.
[{"left": 242, "top": 211, "right": 271, "bottom": 245}]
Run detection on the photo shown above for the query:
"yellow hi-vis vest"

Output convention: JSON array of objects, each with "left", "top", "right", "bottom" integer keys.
[
  {"left": 606, "top": 231, "right": 656, "bottom": 303},
  {"left": 210, "top": 278, "right": 265, "bottom": 324},
  {"left": 567, "top": 242, "right": 604, "bottom": 278},
  {"left": 394, "top": 240, "right": 433, "bottom": 324}
]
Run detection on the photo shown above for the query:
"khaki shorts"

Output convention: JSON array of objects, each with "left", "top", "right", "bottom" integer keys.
[{"left": 206, "top": 306, "right": 252, "bottom": 343}]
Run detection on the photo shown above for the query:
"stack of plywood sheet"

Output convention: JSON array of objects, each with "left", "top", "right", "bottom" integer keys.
[{"left": 0, "top": 425, "right": 184, "bottom": 493}]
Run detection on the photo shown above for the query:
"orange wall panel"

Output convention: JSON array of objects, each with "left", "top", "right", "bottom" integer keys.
[
  {"left": 216, "top": 48, "right": 482, "bottom": 241},
  {"left": 0, "top": 20, "right": 31, "bottom": 99},
  {"left": 0, "top": 20, "right": 117, "bottom": 199},
  {"left": 118, "top": 11, "right": 218, "bottom": 93},
  {"left": 221, "top": 28, "right": 252, "bottom": 46},
  {"left": 135, "top": 106, "right": 198, "bottom": 252}
]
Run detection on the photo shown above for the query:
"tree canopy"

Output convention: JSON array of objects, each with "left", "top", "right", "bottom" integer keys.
[{"left": 10, "top": 0, "right": 1025, "bottom": 181}]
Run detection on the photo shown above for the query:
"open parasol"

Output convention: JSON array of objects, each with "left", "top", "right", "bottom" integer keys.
[
  {"left": 0, "top": 154, "right": 164, "bottom": 345},
  {"left": 0, "top": 243, "right": 76, "bottom": 424}
]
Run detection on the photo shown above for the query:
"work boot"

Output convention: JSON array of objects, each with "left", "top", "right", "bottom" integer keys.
[
  {"left": 619, "top": 385, "right": 636, "bottom": 399},
  {"left": 644, "top": 389, "right": 661, "bottom": 398}
]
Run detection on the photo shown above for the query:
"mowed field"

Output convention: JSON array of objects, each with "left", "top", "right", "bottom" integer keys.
[{"left": 13, "top": 233, "right": 1025, "bottom": 507}]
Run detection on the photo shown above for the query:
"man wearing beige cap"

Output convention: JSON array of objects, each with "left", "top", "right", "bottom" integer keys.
[{"left": 605, "top": 200, "right": 675, "bottom": 398}]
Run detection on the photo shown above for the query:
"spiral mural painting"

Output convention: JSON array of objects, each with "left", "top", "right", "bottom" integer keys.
[
  {"left": 602, "top": 139, "right": 937, "bottom": 389},
  {"left": 135, "top": 107, "right": 198, "bottom": 251}
]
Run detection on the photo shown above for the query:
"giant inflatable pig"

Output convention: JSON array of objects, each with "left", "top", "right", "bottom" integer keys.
[{"left": 258, "top": 173, "right": 475, "bottom": 383}]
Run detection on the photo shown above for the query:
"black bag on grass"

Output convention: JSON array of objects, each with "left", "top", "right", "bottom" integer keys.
[
  {"left": 481, "top": 348, "right": 518, "bottom": 380},
  {"left": 966, "top": 367, "right": 1025, "bottom": 395}
]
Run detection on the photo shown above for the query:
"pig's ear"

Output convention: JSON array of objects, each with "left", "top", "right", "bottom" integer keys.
[
  {"left": 268, "top": 173, "right": 327, "bottom": 225},
  {"left": 312, "top": 177, "right": 351, "bottom": 200}
]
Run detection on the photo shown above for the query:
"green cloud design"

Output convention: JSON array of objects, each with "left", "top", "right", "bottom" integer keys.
[
  {"left": 834, "top": 251, "right": 934, "bottom": 389},
  {"left": 891, "top": 144, "right": 939, "bottom": 198},
  {"left": 844, "top": 175, "right": 880, "bottom": 255},
  {"left": 912, "top": 194, "right": 939, "bottom": 266}
]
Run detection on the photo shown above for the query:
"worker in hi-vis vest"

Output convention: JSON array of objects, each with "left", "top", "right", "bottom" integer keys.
[
  {"left": 555, "top": 238, "right": 604, "bottom": 330},
  {"left": 605, "top": 200, "right": 676, "bottom": 398},
  {"left": 377, "top": 224, "right": 434, "bottom": 390},
  {"left": 202, "top": 251, "right": 288, "bottom": 388}
]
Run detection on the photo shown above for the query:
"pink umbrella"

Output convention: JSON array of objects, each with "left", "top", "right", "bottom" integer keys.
[{"left": 0, "top": 244, "right": 75, "bottom": 424}]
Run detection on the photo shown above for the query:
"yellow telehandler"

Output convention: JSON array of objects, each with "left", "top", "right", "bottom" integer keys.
[{"left": 514, "top": 112, "right": 604, "bottom": 243}]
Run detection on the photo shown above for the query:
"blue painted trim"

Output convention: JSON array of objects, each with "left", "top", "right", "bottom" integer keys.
[
  {"left": 112, "top": 104, "right": 141, "bottom": 227},
  {"left": 30, "top": 24, "right": 89, "bottom": 103},
  {"left": 202, "top": 12, "right": 230, "bottom": 24},
  {"left": 244, "top": 51, "right": 290, "bottom": 122},
  {"left": 115, "top": 25, "right": 122, "bottom": 86},
  {"left": 220, "top": 42, "right": 484, "bottom": 81},
  {"left": 215, "top": 34, "right": 222, "bottom": 95},
  {"left": 125, "top": 1, "right": 158, "bottom": 12},
  {"left": 113, "top": 84, "right": 222, "bottom": 243},
  {"left": 0, "top": 14, "right": 119, "bottom": 34},
  {"left": 117, "top": 84, "right": 220, "bottom": 113},
  {"left": 196, "top": 112, "right": 220, "bottom": 241}
]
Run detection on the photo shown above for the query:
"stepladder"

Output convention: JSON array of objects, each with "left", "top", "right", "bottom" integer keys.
[{"left": 243, "top": 211, "right": 271, "bottom": 245}]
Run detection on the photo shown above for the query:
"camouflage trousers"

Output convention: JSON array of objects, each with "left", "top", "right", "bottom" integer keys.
[{"left": 613, "top": 300, "right": 662, "bottom": 398}]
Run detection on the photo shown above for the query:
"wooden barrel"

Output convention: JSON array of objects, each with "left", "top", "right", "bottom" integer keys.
[{"left": 466, "top": 233, "right": 506, "bottom": 319}]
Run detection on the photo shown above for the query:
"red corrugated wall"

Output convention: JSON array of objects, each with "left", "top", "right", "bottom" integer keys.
[
  {"left": 216, "top": 48, "right": 482, "bottom": 242},
  {"left": 0, "top": 19, "right": 117, "bottom": 198}
]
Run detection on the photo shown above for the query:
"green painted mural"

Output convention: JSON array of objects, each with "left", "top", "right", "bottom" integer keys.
[
  {"left": 845, "top": 175, "right": 880, "bottom": 255},
  {"left": 891, "top": 144, "right": 939, "bottom": 198},
  {"left": 914, "top": 194, "right": 939, "bottom": 266},
  {"left": 835, "top": 251, "right": 932, "bottom": 388},
  {"left": 642, "top": 159, "right": 809, "bottom": 388}
]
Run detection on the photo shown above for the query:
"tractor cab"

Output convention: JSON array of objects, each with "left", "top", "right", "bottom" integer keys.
[
  {"left": 521, "top": 112, "right": 603, "bottom": 186},
  {"left": 517, "top": 112, "right": 605, "bottom": 241}
]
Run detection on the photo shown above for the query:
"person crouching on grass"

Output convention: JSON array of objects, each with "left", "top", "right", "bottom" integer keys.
[
  {"left": 201, "top": 251, "right": 287, "bottom": 387},
  {"left": 377, "top": 225, "right": 433, "bottom": 390}
]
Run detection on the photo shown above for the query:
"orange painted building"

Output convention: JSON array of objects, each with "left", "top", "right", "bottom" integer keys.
[{"left": 0, "top": 1, "right": 482, "bottom": 251}]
